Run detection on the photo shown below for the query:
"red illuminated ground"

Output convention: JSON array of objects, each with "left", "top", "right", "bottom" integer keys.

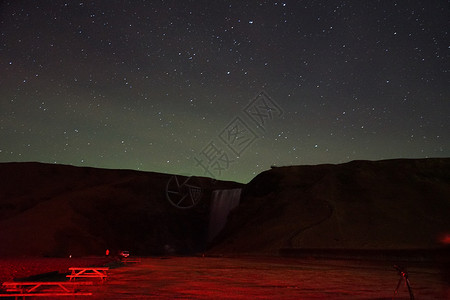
[
  {"left": 1, "top": 256, "right": 448, "bottom": 299},
  {"left": 84, "top": 257, "right": 448, "bottom": 299},
  {"left": 0, "top": 257, "right": 111, "bottom": 284}
]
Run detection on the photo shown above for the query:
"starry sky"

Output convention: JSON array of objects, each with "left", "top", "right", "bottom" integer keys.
[{"left": 1, "top": 1, "right": 449, "bottom": 183}]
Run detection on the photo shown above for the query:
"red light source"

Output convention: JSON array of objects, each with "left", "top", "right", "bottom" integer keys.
[{"left": 439, "top": 234, "right": 450, "bottom": 245}]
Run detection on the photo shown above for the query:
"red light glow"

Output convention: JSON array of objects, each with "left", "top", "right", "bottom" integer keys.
[{"left": 440, "top": 234, "right": 450, "bottom": 245}]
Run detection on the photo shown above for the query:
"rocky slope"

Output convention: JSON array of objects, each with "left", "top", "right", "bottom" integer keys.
[
  {"left": 0, "top": 162, "right": 241, "bottom": 257},
  {"left": 209, "top": 158, "right": 450, "bottom": 255},
  {"left": 1, "top": 158, "right": 449, "bottom": 258}
]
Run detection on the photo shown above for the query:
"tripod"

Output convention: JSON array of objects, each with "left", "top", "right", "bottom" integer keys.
[{"left": 393, "top": 264, "right": 414, "bottom": 300}]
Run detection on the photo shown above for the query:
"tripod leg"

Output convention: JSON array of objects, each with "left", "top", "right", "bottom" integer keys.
[
  {"left": 394, "top": 277, "right": 403, "bottom": 295},
  {"left": 406, "top": 278, "right": 414, "bottom": 300}
]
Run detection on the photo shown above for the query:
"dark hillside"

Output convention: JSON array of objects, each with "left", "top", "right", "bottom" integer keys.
[
  {"left": 0, "top": 162, "right": 241, "bottom": 257},
  {"left": 209, "top": 158, "right": 450, "bottom": 256}
]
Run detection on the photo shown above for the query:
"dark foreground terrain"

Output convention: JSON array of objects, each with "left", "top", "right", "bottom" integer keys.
[
  {"left": 87, "top": 257, "right": 448, "bottom": 299},
  {"left": 0, "top": 256, "right": 448, "bottom": 299},
  {"left": 0, "top": 257, "right": 112, "bottom": 284}
]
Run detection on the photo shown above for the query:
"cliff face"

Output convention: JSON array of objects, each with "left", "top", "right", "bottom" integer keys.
[
  {"left": 209, "top": 158, "right": 450, "bottom": 254},
  {"left": 0, "top": 162, "right": 242, "bottom": 257},
  {"left": 2, "top": 159, "right": 449, "bottom": 258}
]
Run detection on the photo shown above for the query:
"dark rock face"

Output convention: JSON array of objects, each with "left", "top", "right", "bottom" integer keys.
[
  {"left": 2, "top": 159, "right": 449, "bottom": 258},
  {"left": 0, "top": 162, "right": 242, "bottom": 257},
  {"left": 210, "top": 158, "right": 450, "bottom": 255}
]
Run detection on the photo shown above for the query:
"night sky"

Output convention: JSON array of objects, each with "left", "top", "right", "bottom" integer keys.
[{"left": 1, "top": 1, "right": 449, "bottom": 183}]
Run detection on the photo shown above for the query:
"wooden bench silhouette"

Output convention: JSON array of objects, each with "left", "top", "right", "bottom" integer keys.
[
  {"left": 67, "top": 267, "right": 109, "bottom": 281},
  {"left": 0, "top": 281, "right": 93, "bottom": 298}
]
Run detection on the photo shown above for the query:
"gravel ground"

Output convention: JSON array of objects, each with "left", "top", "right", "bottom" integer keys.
[
  {"left": 91, "top": 257, "right": 450, "bottom": 299},
  {"left": 0, "top": 257, "right": 113, "bottom": 284}
]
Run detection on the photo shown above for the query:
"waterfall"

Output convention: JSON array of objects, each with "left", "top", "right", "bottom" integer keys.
[{"left": 208, "top": 188, "right": 242, "bottom": 242}]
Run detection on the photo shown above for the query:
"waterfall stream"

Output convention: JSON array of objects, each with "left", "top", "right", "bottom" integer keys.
[{"left": 208, "top": 188, "right": 242, "bottom": 242}]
